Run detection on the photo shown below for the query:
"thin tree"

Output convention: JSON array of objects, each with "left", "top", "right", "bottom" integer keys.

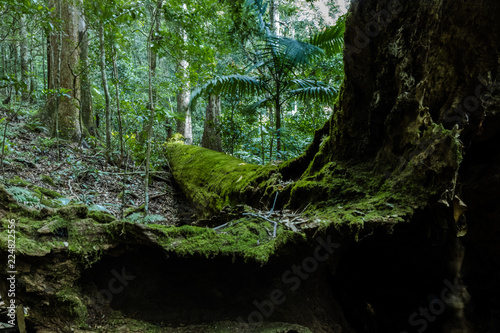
[
  {"left": 99, "top": 22, "right": 111, "bottom": 160},
  {"left": 112, "top": 48, "right": 124, "bottom": 163},
  {"left": 79, "top": 8, "right": 94, "bottom": 136},
  {"left": 19, "top": 14, "right": 29, "bottom": 102},
  {"left": 144, "top": 0, "right": 162, "bottom": 213}
]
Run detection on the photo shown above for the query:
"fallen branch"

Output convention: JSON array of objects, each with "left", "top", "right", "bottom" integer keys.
[{"left": 150, "top": 192, "right": 169, "bottom": 200}]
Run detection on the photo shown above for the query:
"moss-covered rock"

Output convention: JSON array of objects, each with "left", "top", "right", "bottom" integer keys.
[{"left": 58, "top": 204, "right": 88, "bottom": 220}]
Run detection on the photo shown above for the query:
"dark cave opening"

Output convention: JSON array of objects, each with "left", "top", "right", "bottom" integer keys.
[{"left": 80, "top": 244, "right": 346, "bottom": 332}]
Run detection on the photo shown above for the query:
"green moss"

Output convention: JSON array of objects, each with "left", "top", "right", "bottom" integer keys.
[
  {"left": 88, "top": 210, "right": 116, "bottom": 224},
  {"left": 0, "top": 230, "right": 52, "bottom": 256},
  {"left": 124, "top": 204, "right": 145, "bottom": 217},
  {"left": 32, "top": 186, "right": 62, "bottom": 199},
  {"left": 40, "top": 174, "right": 56, "bottom": 187},
  {"left": 56, "top": 286, "right": 88, "bottom": 326},
  {"left": 4, "top": 176, "right": 62, "bottom": 200},
  {"left": 58, "top": 204, "right": 88, "bottom": 220},
  {"left": 167, "top": 143, "right": 278, "bottom": 218},
  {"left": 5, "top": 176, "right": 30, "bottom": 187},
  {"left": 146, "top": 218, "right": 303, "bottom": 264},
  {"left": 67, "top": 219, "right": 108, "bottom": 267}
]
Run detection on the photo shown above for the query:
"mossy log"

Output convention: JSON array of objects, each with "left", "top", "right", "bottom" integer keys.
[{"left": 166, "top": 143, "right": 280, "bottom": 218}]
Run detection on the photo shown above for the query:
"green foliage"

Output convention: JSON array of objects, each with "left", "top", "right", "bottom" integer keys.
[
  {"left": 124, "top": 212, "right": 166, "bottom": 224},
  {"left": 189, "top": 0, "right": 345, "bottom": 162},
  {"left": 5, "top": 186, "right": 40, "bottom": 206},
  {"left": 24, "top": 118, "right": 46, "bottom": 133},
  {"left": 35, "top": 137, "right": 58, "bottom": 148},
  {"left": 309, "top": 16, "right": 345, "bottom": 55}
]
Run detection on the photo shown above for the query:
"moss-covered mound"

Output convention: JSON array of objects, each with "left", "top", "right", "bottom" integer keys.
[{"left": 0, "top": 181, "right": 316, "bottom": 331}]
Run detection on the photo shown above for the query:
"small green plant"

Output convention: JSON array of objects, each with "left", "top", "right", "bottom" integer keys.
[
  {"left": 40, "top": 175, "right": 56, "bottom": 187},
  {"left": 124, "top": 212, "right": 166, "bottom": 224},
  {"left": 36, "top": 137, "right": 58, "bottom": 148},
  {"left": 5, "top": 186, "right": 41, "bottom": 207},
  {"left": 24, "top": 118, "right": 46, "bottom": 133}
]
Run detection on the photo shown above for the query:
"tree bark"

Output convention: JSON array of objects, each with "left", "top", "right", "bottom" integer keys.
[
  {"left": 201, "top": 94, "right": 222, "bottom": 152},
  {"left": 112, "top": 51, "right": 123, "bottom": 161},
  {"left": 44, "top": 0, "right": 81, "bottom": 142},
  {"left": 176, "top": 59, "right": 192, "bottom": 144}
]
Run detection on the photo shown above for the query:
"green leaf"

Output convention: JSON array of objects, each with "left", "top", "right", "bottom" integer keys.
[{"left": 309, "top": 16, "right": 345, "bottom": 56}]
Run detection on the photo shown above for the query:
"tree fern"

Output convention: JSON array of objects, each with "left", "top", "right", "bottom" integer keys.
[{"left": 191, "top": 0, "right": 344, "bottom": 154}]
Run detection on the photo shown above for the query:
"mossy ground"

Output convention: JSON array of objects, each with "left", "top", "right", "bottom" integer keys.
[{"left": 146, "top": 217, "right": 304, "bottom": 264}]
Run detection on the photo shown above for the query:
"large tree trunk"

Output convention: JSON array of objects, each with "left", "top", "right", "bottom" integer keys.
[
  {"left": 44, "top": 0, "right": 81, "bottom": 142},
  {"left": 201, "top": 94, "right": 222, "bottom": 152}
]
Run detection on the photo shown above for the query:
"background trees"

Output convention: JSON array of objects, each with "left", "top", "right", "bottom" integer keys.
[{"left": 0, "top": 0, "right": 346, "bottom": 165}]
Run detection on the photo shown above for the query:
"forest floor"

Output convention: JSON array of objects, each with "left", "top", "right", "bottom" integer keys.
[{"left": 0, "top": 105, "right": 195, "bottom": 226}]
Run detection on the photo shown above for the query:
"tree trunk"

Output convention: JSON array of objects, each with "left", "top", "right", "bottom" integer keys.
[
  {"left": 44, "top": 0, "right": 81, "bottom": 142},
  {"left": 112, "top": 51, "right": 123, "bottom": 161},
  {"left": 275, "top": 94, "right": 281, "bottom": 157},
  {"left": 201, "top": 94, "right": 222, "bottom": 152},
  {"left": 269, "top": 0, "right": 280, "bottom": 35},
  {"left": 99, "top": 22, "right": 111, "bottom": 154},
  {"left": 176, "top": 59, "right": 192, "bottom": 144},
  {"left": 79, "top": 8, "right": 94, "bottom": 135},
  {"left": 19, "top": 14, "right": 29, "bottom": 102}
]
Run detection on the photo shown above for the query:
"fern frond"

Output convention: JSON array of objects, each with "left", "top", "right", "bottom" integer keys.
[
  {"left": 309, "top": 16, "right": 345, "bottom": 56},
  {"left": 5, "top": 186, "right": 39, "bottom": 205},
  {"left": 191, "top": 75, "right": 267, "bottom": 105},
  {"left": 288, "top": 85, "right": 338, "bottom": 104},
  {"left": 124, "top": 212, "right": 166, "bottom": 224}
]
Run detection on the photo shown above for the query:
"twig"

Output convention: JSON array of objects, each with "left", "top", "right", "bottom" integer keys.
[
  {"left": 98, "top": 170, "right": 169, "bottom": 175},
  {"left": 266, "top": 190, "right": 279, "bottom": 217},
  {"left": 150, "top": 192, "right": 169, "bottom": 200},
  {"left": 68, "top": 179, "right": 78, "bottom": 200},
  {"left": 243, "top": 213, "right": 278, "bottom": 238},
  {"left": 213, "top": 192, "right": 281, "bottom": 237}
]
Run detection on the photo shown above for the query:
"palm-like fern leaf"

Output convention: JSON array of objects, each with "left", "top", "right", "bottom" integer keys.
[
  {"left": 243, "top": 96, "right": 273, "bottom": 114},
  {"left": 191, "top": 75, "right": 267, "bottom": 105},
  {"left": 309, "top": 16, "right": 345, "bottom": 55},
  {"left": 273, "top": 37, "right": 324, "bottom": 66},
  {"left": 288, "top": 85, "right": 338, "bottom": 104}
]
